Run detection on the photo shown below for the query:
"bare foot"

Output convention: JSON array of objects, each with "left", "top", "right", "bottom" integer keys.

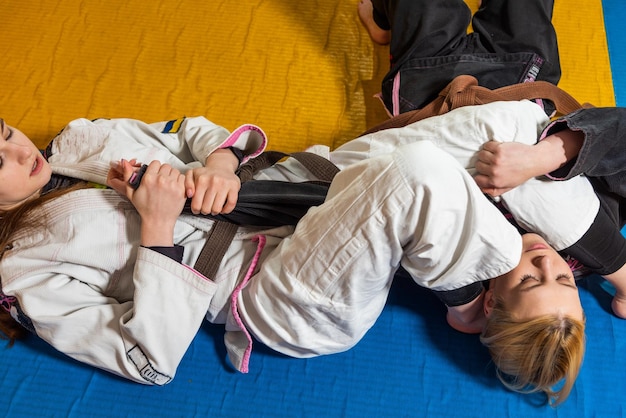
[{"left": 357, "top": 0, "right": 391, "bottom": 45}]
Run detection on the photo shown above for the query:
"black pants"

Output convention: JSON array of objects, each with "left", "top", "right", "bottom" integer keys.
[
  {"left": 372, "top": 0, "right": 561, "bottom": 115},
  {"left": 545, "top": 108, "right": 626, "bottom": 275}
]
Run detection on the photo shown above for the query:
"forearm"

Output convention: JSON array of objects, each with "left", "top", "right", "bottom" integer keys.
[
  {"left": 205, "top": 147, "right": 240, "bottom": 172},
  {"left": 543, "top": 107, "right": 626, "bottom": 180},
  {"left": 536, "top": 129, "right": 584, "bottom": 175}
]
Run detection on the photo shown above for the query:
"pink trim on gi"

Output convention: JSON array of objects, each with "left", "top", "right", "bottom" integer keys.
[
  {"left": 537, "top": 119, "right": 562, "bottom": 180},
  {"left": 538, "top": 119, "right": 559, "bottom": 141},
  {"left": 220, "top": 124, "right": 267, "bottom": 163},
  {"left": 392, "top": 72, "right": 401, "bottom": 116},
  {"left": 229, "top": 234, "right": 267, "bottom": 373}
]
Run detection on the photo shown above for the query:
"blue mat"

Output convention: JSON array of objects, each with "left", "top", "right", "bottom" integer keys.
[
  {"left": 1, "top": 273, "right": 625, "bottom": 417},
  {"left": 604, "top": 0, "right": 626, "bottom": 105},
  {"left": 1, "top": 1, "right": 625, "bottom": 417}
]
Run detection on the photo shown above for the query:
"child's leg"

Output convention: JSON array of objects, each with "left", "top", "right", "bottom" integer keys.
[
  {"left": 357, "top": 0, "right": 391, "bottom": 45},
  {"left": 361, "top": 0, "right": 471, "bottom": 66},
  {"left": 472, "top": 0, "right": 560, "bottom": 83}
]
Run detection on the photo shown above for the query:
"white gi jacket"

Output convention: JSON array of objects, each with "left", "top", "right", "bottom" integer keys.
[{"left": 1, "top": 116, "right": 281, "bottom": 383}]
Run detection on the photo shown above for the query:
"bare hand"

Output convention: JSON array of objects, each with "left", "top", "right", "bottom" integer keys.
[
  {"left": 107, "top": 159, "right": 186, "bottom": 246},
  {"left": 474, "top": 141, "right": 538, "bottom": 196},
  {"left": 107, "top": 158, "right": 142, "bottom": 196},
  {"left": 184, "top": 149, "right": 240, "bottom": 215}
]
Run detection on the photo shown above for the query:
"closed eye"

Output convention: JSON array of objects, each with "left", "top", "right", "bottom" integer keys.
[
  {"left": 0, "top": 119, "right": 11, "bottom": 141},
  {"left": 556, "top": 273, "right": 576, "bottom": 288},
  {"left": 520, "top": 273, "right": 577, "bottom": 291},
  {"left": 0, "top": 119, "right": 4, "bottom": 168},
  {"left": 520, "top": 274, "right": 538, "bottom": 282}
]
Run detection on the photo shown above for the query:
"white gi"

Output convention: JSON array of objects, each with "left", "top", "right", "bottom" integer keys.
[
  {"left": 0, "top": 101, "right": 597, "bottom": 385},
  {"left": 243, "top": 100, "right": 599, "bottom": 357}
]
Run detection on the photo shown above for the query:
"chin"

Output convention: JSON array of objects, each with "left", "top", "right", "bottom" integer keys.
[{"left": 39, "top": 167, "right": 53, "bottom": 185}]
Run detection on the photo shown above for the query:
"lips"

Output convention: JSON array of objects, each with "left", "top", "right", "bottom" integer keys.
[
  {"left": 526, "top": 243, "right": 548, "bottom": 252},
  {"left": 31, "top": 156, "right": 42, "bottom": 176}
]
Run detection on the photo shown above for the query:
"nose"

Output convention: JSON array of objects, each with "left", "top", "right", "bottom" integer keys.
[
  {"left": 5, "top": 142, "right": 32, "bottom": 164},
  {"left": 532, "top": 255, "right": 554, "bottom": 280}
]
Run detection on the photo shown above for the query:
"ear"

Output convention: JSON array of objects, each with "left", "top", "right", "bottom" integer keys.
[{"left": 483, "top": 288, "right": 495, "bottom": 318}]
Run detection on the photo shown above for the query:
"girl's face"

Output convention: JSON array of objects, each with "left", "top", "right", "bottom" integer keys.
[
  {"left": 485, "top": 233, "right": 584, "bottom": 321},
  {"left": 0, "top": 120, "right": 52, "bottom": 210}
]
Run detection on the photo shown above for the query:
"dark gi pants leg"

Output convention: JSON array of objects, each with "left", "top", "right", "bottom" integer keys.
[{"left": 372, "top": 0, "right": 561, "bottom": 114}]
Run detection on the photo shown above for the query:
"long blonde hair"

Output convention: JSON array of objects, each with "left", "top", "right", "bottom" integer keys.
[
  {"left": 0, "top": 184, "right": 86, "bottom": 344},
  {"left": 480, "top": 298, "right": 585, "bottom": 406}
]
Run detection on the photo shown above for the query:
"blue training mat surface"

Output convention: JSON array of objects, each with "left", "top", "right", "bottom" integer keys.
[{"left": 1, "top": 273, "right": 626, "bottom": 417}]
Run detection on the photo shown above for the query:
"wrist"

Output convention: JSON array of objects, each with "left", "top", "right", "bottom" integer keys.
[
  {"left": 533, "top": 140, "right": 568, "bottom": 175},
  {"left": 225, "top": 146, "right": 244, "bottom": 165},
  {"left": 538, "top": 130, "right": 584, "bottom": 174},
  {"left": 140, "top": 220, "right": 175, "bottom": 247},
  {"left": 205, "top": 148, "right": 240, "bottom": 172}
]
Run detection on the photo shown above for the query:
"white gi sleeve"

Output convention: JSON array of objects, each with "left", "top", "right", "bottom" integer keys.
[
  {"left": 156, "top": 116, "right": 266, "bottom": 164},
  {"left": 8, "top": 248, "right": 216, "bottom": 385},
  {"left": 47, "top": 116, "right": 267, "bottom": 184}
]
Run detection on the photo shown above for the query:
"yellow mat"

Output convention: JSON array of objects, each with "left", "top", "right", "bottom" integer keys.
[{"left": 0, "top": 0, "right": 614, "bottom": 152}]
